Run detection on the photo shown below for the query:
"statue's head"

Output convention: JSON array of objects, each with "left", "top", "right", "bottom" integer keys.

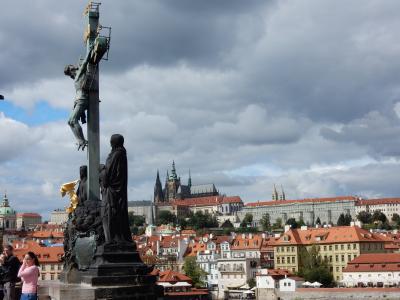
[
  {"left": 110, "top": 134, "right": 124, "bottom": 150},
  {"left": 79, "top": 165, "right": 88, "bottom": 180},
  {"left": 64, "top": 64, "right": 78, "bottom": 79}
]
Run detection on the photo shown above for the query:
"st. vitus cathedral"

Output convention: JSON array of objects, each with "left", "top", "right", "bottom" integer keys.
[{"left": 153, "top": 161, "right": 219, "bottom": 204}]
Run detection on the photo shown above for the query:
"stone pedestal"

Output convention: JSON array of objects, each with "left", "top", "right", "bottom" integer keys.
[
  {"left": 57, "top": 244, "right": 162, "bottom": 300},
  {"left": 39, "top": 280, "right": 161, "bottom": 300}
]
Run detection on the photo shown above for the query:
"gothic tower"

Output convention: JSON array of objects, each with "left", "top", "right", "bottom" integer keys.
[
  {"left": 166, "top": 161, "right": 181, "bottom": 201},
  {"left": 272, "top": 184, "right": 279, "bottom": 201},
  {"left": 154, "top": 170, "right": 164, "bottom": 203}
]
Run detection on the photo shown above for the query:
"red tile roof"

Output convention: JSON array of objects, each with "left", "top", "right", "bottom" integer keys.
[
  {"left": 344, "top": 261, "right": 400, "bottom": 272},
  {"left": 153, "top": 269, "right": 192, "bottom": 283},
  {"left": 274, "top": 226, "right": 390, "bottom": 246},
  {"left": 13, "top": 240, "right": 63, "bottom": 264},
  {"left": 16, "top": 213, "right": 41, "bottom": 218},
  {"left": 246, "top": 196, "right": 358, "bottom": 207},
  {"left": 231, "top": 234, "right": 263, "bottom": 250},
  {"left": 31, "top": 231, "right": 64, "bottom": 239},
  {"left": 172, "top": 196, "right": 242, "bottom": 207},
  {"left": 357, "top": 198, "right": 400, "bottom": 206},
  {"left": 348, "top": 253, "right": 400, "bottom": 264}
]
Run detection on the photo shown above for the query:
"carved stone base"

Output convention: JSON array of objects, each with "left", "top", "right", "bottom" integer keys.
[
  {"left": 39, "top": 280, "right": 162, "bottom": 300},
  {"left": 59, "top": 242, "right": 161, "bottom": 299}
]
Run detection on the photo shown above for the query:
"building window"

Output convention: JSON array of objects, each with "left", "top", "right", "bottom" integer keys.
[
  {"left": 335, "top": 245, "right": 338, "bottom": 250},
  {"left": 335, "top": 255, "right": 338, "bottom": 262},
  {"left": 50, "top": 274, "right": 54, "bottom": 280},
  {"left": 292, "top": 257, "right": 295, "bottom": 263},
  {"left": 347, "top": 244, "right": 351, "bottom": 250},
  {"left": 341, "top": 255, "right": 344, "bottom": 262},
  {"left": 348, "top": 255, "right": 351, "bottom": 262},
  {"left": 341, "top": 244, "right": 344, "bottom": 250}
]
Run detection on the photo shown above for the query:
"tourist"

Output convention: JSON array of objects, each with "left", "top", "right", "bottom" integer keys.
[
  {"left": 17, "top": 252, "right": 40, "bottom": 300},
  {"left": 0, "top": 253, "right": 6, "bottom": 299},
  {"left": 3, "top": 245, "right": 21, "bottom": 300}
]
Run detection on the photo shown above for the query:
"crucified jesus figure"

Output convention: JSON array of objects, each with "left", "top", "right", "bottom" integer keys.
[{"left": 64, "top": 45, "right": 94, "bottom": 151}]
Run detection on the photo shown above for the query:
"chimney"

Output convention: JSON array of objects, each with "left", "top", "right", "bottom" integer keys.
[
  {"left": 284, "top": 225, "right": 291, "bottom": 232},
  {"left": 156, "top": 240, "right": 160, "bottom": 255}
]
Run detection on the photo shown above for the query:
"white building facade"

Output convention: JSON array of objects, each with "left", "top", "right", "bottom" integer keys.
[
  {"left": 356, "top": 198, "right": 400, "bottom": 220},
  {"left": 238, "top": 196, "right": 358, "bottom": 226}
]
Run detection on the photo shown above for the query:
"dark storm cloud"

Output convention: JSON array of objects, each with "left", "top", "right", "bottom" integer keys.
[
  {"left": 237, "top": 1, "right": 400, "bottom": 123},
  {"left": 1, "top": 0, "right": 400, "bottom": 213},
  {"left": 0, "top": 0, "right": 274, "bottom": 89},
  {"left": 321, "top": 110, "right": 400, "bottom": 157}
]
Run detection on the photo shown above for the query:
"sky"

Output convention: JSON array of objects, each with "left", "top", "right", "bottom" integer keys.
[{"left": 1, "top": 0, "right": 400, "bottom": 219}]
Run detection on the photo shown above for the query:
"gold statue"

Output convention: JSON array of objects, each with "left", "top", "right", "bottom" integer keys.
[{"left": 60, "top": 180, "right": 79, "bottom": 214}]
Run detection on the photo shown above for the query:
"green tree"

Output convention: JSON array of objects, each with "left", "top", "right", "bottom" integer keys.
[
  {"left": 260, "top": 214, "right": 271, "bottom": 231},
  {"left": 344, "top": 213, "right": 352, "bottom": 225},
  {"left": 286, "top": 218, "right": 298, "bottom": 229},
  {"left": 337, "top": 213, "right": 346, "bottom": 226},
  {"left": 183, "top": 256, "right": 206, "bottom": 288},
  {"left": 392, "top": 213, "right": 400, "bottom": 224},
  {"left": 221, "top": 219, "right": 234, "bottom": 228},
  {"left": 357, "top": 211, "right": 372, "bottom": 224},
  {"left": 189, "top": 211, "right": 219, "bottom": 229},
  {"left": 315, "top": 217, "right": 321, "bottom": 225},
  {"left": 247, "top": 278, "right": 256, "bottom": 289},
  {"left": 128, "top": 212, "right": 146, "bottom": 234},
  {"left": 298, "top": 245, "right": 333, "bottom": 287},
  {"left": 156, "top": 210, "right": 176, "bottom": 226},
  {"left": 272, "top": 217, "right": 283, "bottom": 230},
  {"left": 240, "top": 213, "right": 254, "bottom": 228},
  {"left": 372, "top": 210, "right": 387, "bottom": 223}
]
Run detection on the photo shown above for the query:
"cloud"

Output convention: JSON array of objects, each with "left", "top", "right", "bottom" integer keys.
[
  {"left": 0, "top": 113, "right": 41, "bottom": 162},
  {"left": 1, "top": 1, "right": 400, "bottom": 219}
]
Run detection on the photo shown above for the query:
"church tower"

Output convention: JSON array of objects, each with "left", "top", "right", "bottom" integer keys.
[
  {"left": 166, "top": 161, "right": 181, "bottom": 201},
  {"left": 188, "top": 169, "right": 192, "bottom": 189},
  {"left": 280, "top": 185, "right": 286, "bottom": 201},
  {"left": 154, "top": 170, "right": 164, "bottom": 203},
  {"left": 272, "top": 184, "right": 279, "bottom": 201}
]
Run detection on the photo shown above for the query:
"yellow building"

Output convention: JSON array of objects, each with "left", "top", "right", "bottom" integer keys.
[{"left": 274, "top": 225, "right": 391, "bottom": 281}]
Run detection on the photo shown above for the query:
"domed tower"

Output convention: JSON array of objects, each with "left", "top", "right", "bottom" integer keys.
[{"left": 0, "top": 193, "right": 16, "bottom": 230}]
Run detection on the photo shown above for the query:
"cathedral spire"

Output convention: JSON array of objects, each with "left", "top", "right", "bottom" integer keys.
[
  {"left": 272, "top": 184, "right": 279, "bottom": 201},
  {"left": 171, "top": 160, "right": 177, "bottom": 180},
  {"left": 154, "top": 170, "right": 164, "bottom": 203},
  {"left": 280, "top": 185, "right": 286, "bottom": 201},
  {"left": 188, "top": 169, "right": 192, "bottom": 188}
]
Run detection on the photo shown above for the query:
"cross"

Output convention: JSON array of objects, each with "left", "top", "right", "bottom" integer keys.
[{"left": 85, "top": 2, "right": 101, "bottom": 203}]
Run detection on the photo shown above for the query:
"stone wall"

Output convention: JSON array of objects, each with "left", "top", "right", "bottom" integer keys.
[{"left": 277, "top": 289, "right": 400, "bottom": 300}]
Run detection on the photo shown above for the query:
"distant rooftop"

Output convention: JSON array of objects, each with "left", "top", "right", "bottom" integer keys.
[{"left": 128, "top": 200, "right": 153, "bottom": 207}]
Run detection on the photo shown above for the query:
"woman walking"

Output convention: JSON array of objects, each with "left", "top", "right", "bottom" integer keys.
[{"left": 17, "top": 252, "right": 39, "bottom": 300}]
